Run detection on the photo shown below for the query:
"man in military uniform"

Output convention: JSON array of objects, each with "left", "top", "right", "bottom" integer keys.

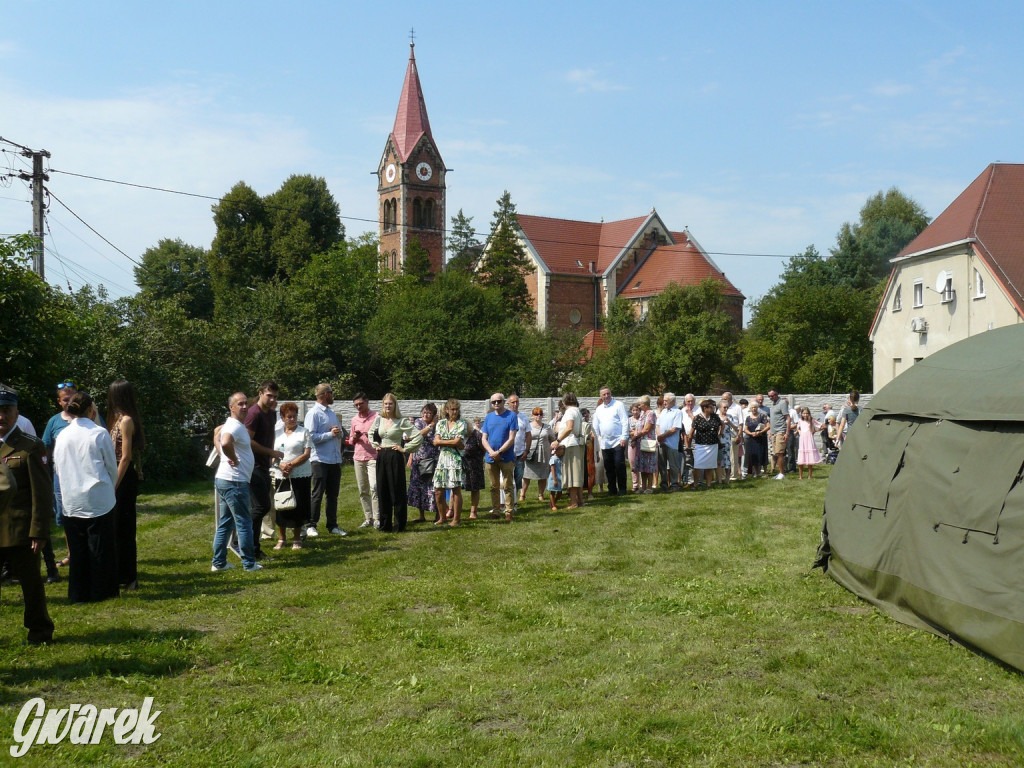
[{"left": 0, "top": 384, "right": 55, "bottom": 644}]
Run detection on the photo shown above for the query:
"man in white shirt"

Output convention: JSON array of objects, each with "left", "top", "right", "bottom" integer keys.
[
  {"left": 212, "top": 392, "right": 261, "bottom": 573},
  {"left": 680, "top": 393, "right": 697, "bottom": 487},
  {"left": 656, "top": 392, "right": 683, "bottom": 492},
  {"left": 722, "top": 392, "right": 745, "bottom": 481},
  {"left": 593, "top": 387, "right": 630, "bottom": 495},
  {"left": 304, "top": 383, "right": 345, "bottom": 538}
]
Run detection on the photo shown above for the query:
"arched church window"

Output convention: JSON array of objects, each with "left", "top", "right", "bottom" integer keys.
[
  {"left": 413, "top": 198, "right": 423, "bottom": 228},
  {"left": 424, "top": 199, "right": 434, "bottom": 229}
]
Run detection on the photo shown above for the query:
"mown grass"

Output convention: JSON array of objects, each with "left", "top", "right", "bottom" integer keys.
[{"left": 1, "top": 467, "right": 1022, "bottom": 766}]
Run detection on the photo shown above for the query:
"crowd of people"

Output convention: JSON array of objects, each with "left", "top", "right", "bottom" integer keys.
[
  {"left": 0, "top": 374, "right": 859, "bottom": 642},
  {"left": 0, "top": 379, "right": 145, "bottom": 644}
]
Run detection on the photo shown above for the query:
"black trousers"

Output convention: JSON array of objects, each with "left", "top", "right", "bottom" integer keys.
[
  {"left": 249, "top": 465, "right": 272, "bottom": 555},
  {"left": 601, "top": 444, "right": 628, "bottom": 494},
  {"left": 0, "top": 545, "right": 54, "bottom": 642},
  {"left": 114, "top": 464, "right": 138, "bottom": 584},
  {"left": 309, "top": 462, "right": 341, "bottom": 530},
  {"left": 63, "top": 512, "right": 119, "bottom": 603},
  {"left": 376, "top": 448, "right": 408, "bottom": 532}
]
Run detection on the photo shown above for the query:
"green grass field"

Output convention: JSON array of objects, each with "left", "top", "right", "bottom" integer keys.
[{"left": 1, "top": 467, "right": 1021, "bottom": 767}]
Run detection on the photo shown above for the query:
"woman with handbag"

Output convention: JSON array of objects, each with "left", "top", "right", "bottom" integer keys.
[
  {"left": 407, "top": 403, "right": 439, "bottom": 523},
  {"left": 370, "top": 394, "right": 422, "bottom": 532},
  {"left": 521, "top": 407, "right": 552, "bottom": 503},
  {"left": 272, "top": 402, "right": 311, "bottom": 550},
  {"left": 632, "top": 395, "right": 659, "bottom": 494}
]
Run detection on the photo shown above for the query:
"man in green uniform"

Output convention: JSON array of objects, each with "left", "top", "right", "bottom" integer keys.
[{"left": 0, "top": 384, "right": 55, "bottom": 644}]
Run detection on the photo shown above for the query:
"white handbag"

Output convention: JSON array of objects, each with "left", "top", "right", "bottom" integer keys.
[{"left": 274, "top": 478, "right": 297, "bottom": 511}]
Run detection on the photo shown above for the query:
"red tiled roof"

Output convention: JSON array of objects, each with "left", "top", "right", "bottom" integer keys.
[
  {"left": 516, "top": 213, "right": 650, "bottom": 275},
  {"left": 896, "top": 163, "right": 1024, "bottom": 311},
  {"left": 391, "top": 45, "right": 434, "bottom": 163},
  {"left": 619, "top": 241, "right": 744, "bottom": 299}
]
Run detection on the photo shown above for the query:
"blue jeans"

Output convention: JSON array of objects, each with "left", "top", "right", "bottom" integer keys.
[
  {"left": 214, "top": 479, "right": 256, "bottom": 569},
  {"left": 513, "top": 458, "right": 525, "bottom": 495}
]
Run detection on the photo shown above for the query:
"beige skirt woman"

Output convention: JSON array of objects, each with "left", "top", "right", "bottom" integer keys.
[{"left": 561, "top": 444, "right": 586, "bottom": 488}]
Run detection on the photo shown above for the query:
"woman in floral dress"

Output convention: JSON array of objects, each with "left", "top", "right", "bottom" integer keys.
[
  {"left": 631, "top": 395, "right": 659, "bottom": 493},
  {"left": 432, "top": 398, "right": 467, "bottom": 527},
  {"left": 407, "top": 403, "right": 439, "bottom": 522}
]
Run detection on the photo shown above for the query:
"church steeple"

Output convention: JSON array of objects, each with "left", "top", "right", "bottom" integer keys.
[{"left": 378, "top": 40, "right": 446, "bottom": 275}]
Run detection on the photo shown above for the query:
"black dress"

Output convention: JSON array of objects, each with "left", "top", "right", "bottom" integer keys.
[{"left": 461, "top": 428, "right": 486, "bottom": 492}]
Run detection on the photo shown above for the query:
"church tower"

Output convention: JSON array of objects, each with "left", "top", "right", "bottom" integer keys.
[{"left": 378, "top": 42, "right": 446, "bottom": 274}]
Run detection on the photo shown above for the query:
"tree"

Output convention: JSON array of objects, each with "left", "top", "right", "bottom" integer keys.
[
  {"left": 0, "top": 235, "right": 79, "bottom": 423},
  {"left": 828, "top": 188, "right": 930, "bottom": 289},
  {"left": 738, "top": 246, "right": 878, "bottom": 393},
  {"left": 265, "top": 174, "right": 344, "bottom": 280},
  {"left": 366, "top": 271, "right": 519, "bottom": 399},
  {"left": 476, "top": 191, "right": 535, "bottom": 323},
  {"left": 403, "top": 235, "right": 433, "bottom": 282},
  {"left": 134, "top": 238, "right": 214, "bottom": 319},
  {"left": 446, "top": 209, "right": 480, "bottom": 273},
  {"left": 207, "top": 181, "right": 271, "bottom": 315}
]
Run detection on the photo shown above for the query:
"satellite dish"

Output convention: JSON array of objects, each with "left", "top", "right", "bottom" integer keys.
[{"left": 935, "top": 270, "right": 951, "bottom": 293}]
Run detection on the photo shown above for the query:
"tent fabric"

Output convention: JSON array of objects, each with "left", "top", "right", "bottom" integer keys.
[{"left": 820, "top": 324, "right": 1024, "bottom": 671}]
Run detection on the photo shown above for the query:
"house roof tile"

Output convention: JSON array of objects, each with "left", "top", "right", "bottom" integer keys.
[
  {"left": 618, "top": 240, "right": 744, "bottom": 299},
  {"left": 516, "top": 213, "right": 649, "bottom": 275},
  {"left": 897, "top": 163, "right": 1024, "bottom": 311}
]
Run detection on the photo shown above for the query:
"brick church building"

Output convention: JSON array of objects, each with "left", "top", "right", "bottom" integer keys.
[{"left": 377, "top": 44, "right": 744, "bottom": 338}]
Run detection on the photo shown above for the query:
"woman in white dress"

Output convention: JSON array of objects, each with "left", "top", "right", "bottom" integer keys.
[{"left": 273, "top": 402, "right": 311, "bottom": 549}]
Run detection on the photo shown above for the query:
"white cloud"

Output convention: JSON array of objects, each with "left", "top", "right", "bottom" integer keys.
[
  {"left": 871, "top": 81, "right": 913, "bottom": 98},
  {"left": 565, "top": 68, "right": 629, "bottom": 93}
]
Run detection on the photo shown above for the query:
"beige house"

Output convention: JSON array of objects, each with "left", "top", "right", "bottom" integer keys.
[{"left": 870, "top": 163, "right": 1024, "bottom": 392}]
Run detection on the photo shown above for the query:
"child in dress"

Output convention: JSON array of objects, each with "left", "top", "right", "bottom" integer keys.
[
  {"left": 796, "top": 407, "right": 823, "bottom": 479},
  {"left": 548, "top": 444, "right": 565, "bottom": 510}
]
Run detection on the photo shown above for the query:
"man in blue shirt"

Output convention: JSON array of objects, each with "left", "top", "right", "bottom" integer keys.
[
  {"left": 303, "top": 383, "right": 346, "bottom": 537},
  {"left": 481, "top": 393, "right": 518, "bottom": 521}
]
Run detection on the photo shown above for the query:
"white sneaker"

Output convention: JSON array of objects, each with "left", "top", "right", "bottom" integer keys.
[
  {"left": 244, "top": 563, "right": 263, "bottom": 572},
  {"left": 305, "top": 526, "right": 319, "bottom": 538},
  {"left": 329, "top": 527, "right": 347, "bottom": 536},
  {"left": 359, "top": 520, "right": 372, "bottom": 528},
  {"left": 211, "top": 563, "right": 235, "bottom": 572},
  {"left": 774, "top": 473, "right": 785, "bottom": 480}
]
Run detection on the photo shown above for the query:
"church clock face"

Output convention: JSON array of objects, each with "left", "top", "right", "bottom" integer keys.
[
  {"left": 415, "top": 161, "right": 433, "bottom": 181},
  {"left": 385, "top": 163, "right": 397, "bottom": 184}
]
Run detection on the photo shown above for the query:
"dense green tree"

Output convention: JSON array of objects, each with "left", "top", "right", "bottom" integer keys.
[
  {"left": 207, "top": 181, "right": 271, "bottom": 314},
  {"left": 0, "top": 235, "right": 79, "bottom": 423},
  {"left": 476, "top": 191, "right": 535, "bottom": 323},
  {"left": 367, "top": 271, "right": 520, "bottom": 399},
  {"left": 265, "top": 174, "right": 344, "bottom": 279},
  {"left": 403, "top": 235, "right": 433, "bottom": 282},
  {"left": 828, "top": 188, "right": 929, "bottom": 289},
  {"left": 737, "top": 246, "right": 878, "bottom": 393},
  {"left": 134, "top": 238, "right": 214, "bottom": 319},
  {"left": 500, "top": 326, "right": 584, "bottom": 398},
  {"left": 446, "top": 209, "right": 480, "bottom": 273}
]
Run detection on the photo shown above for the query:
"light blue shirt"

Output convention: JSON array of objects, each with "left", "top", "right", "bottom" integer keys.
[
  {"left": 593, "top": 398, "right": 629, "bottom": 450},
  {"left": 304, "top": 402, "right": 342, "bottom": 464}
]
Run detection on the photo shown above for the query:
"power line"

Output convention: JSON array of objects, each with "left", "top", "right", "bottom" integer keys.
[{"left": 46, "top": 189, "right": 142, "bottom": 267}]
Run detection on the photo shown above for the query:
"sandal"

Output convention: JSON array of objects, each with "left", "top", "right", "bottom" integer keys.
[
  {"left": 57, "top": 557, "right": 70, "bottom": 568},
  {"left": 273, "top": 540, "right": 285, "bottom": 550},
  {"left": 292, "top": 541, "right": 302, "bottom": 550}
]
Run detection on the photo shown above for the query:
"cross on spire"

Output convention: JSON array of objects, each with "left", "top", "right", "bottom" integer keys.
[{"left": 409, "top": 27, "right": 415, "bottom": 48}]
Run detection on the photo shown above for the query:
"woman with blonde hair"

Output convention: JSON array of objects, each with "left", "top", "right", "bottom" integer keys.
[
  {"left": 370, "top": 394, "right": 422, "bottom": 532},
  {"left": 432, "top": 398, "right": 467, "bottom": 527}
]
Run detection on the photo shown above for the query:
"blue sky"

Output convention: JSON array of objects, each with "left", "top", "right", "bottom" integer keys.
[{"left": 1, "top": 1, "right": 1022, "bottom": 311}]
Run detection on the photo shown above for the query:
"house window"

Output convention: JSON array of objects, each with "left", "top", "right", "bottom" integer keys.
[
  {"left": 940, "top": 274, "right": 955, "bottom": 303},
  {"left": 892, "top": 285, "right": 902, "bottom": 312},
  {"left": 975, "top": 269, "right": 986, "bottom": 298},
  {"left": 913, "top": 280, "right": 923, "bottom": 308}
]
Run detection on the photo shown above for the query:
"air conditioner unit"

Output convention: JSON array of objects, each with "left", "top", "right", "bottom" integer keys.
[{"left": 910, "top": 317, "right": 929, "bottom": 333}]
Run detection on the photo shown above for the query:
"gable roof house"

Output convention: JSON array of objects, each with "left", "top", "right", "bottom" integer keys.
[
  {"left": 497, "top": 209, "right": 744, "bottom": 336},
  {"left": 870, "top": 163, "right": 1024, "bottom": 392}
]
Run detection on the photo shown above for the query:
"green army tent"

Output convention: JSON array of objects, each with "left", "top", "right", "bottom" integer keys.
[{"left": 817, "top": 324, "right": 1024, "bottom": 671}]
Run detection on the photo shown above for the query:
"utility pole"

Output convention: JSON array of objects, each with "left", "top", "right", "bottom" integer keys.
[{"left": 18, "top": 148, "right": 50, "bottom": 278}]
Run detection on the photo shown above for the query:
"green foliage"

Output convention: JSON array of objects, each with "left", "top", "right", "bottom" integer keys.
[
  {"left": 265, "top": 174, "right": 344, "bottom": 279},
  {"left": 476, "top": 191, "right": 535, "bottom": 323},
  {"left": 134, "top": 238, "right": 214, "bottom": 319},
  {"left": 367, "top": 270, "right": 519, "bottom": 398},
  {"left": 402, "top": 235, "right": 433, "bottom": 282},
  {"left": 0, "top": 235, "right": 80, "bottom": 423},
  {"left": 446, "top": 208, "right": 480, "bottom": 273},
  {"left": 827, "top": 187, "right": 930, "bottom": 289},
  {"left": 207, "top": 181, "right": 272, "bottom": 315},
  {"left": 738, "top": 246, "right": 879, "bottom": 392},
  {"left": 581, "top": 281, "right": 740, "bottom": 395}
]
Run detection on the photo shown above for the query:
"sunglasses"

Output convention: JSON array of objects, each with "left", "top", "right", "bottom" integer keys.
[
  {"left": 491, "top": 399, "right": 503, "bottom": 404},
  {"left": 57, "top": 381, "right": 76, "bottom": 391}
]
